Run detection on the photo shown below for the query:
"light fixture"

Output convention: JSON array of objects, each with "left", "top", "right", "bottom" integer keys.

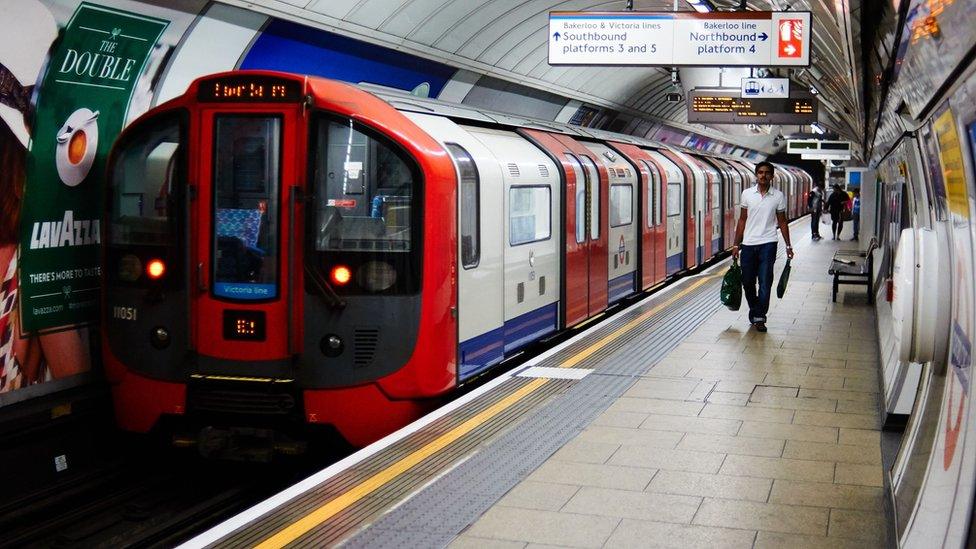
[
  {"left": 809, "top": 85, "right": 820, "bottom": 95},
  {"left": 330, "top": 265, "right": 352, "bottom": 286},
  {"left": 686, "top": 0, "right": 713, "bottom": 12},
  {"left": 810, "top": 123, "right": 825, "bottom": 135}
]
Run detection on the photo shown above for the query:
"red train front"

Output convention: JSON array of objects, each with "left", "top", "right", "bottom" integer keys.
[{"left": 102, "top": 71, "right": 457, "bottom": 453}]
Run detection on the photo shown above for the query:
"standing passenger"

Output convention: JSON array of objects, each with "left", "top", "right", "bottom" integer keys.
[
  {"left": 732, "top": 162, "right": 794, "bottom": 333},
  {"left": 850, "top": 189, "right": 861, "bottom": 241},
  {"left": 825, "top": 184, "right": 849, "bottom": 240},
  {"left": 807, "top": 184, "right": 824, "bottom": 241}
]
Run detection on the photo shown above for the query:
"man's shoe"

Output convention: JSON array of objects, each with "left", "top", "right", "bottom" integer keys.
[{"left": 754, "top": 322, "right": 767, "bottom": 333}]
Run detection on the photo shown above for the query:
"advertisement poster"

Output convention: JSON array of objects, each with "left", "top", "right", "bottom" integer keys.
[{"left": 18, "top": 3, "right": 167, "bottom": 333}]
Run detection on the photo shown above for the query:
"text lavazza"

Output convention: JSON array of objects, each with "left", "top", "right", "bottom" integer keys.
[{"left": 30, "top": 210, "right": 101, "bottom": 249}]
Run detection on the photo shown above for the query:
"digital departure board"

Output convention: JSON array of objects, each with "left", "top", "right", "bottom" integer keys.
[
  {"left": 687, "top": 90, "right": 818, "bottom": 124},
  {"left": 197, "top": 76, "right": 302, "bottom": 103}
]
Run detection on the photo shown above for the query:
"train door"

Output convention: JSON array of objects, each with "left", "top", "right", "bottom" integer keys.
[
  {"left": 696, "top": 157, "right": 724, "bottom": 256},
  {"left": 191, "top": 104, "right": 303, "bottom": 366},
  {"left": 606, "top": 142, "right": 666, "bottom": 289},
  {"left": 519, "top": 130, "right": 604, "bottom": 327},
  {"left": 646, "top": 150, "right": 685, "bottom": 275},
  {"left": 667, "top": 150, "right": 707, "bottom": 266},
  {"left": 551, "top": 133, "right": 609, "bottom": 318},
  {"left": 584, "top": 142, "right": 638, "bottom": 303}
]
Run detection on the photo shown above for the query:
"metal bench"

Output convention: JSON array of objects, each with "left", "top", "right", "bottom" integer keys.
[{"left": 829, "top": 238, "right": 878, "bottom": 304}]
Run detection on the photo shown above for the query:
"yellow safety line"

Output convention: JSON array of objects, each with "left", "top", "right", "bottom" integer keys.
[
  {"left": 558, "top": 273, "right": 720, "bottom": 369},
  {"left": 254, "top": 271, "right": 720, "bottom": 547},
  {"left": 255, "top": 377, "right": 549, "bottom": 548}
]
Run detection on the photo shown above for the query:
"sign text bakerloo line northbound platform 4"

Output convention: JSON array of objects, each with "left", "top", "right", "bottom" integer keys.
[{"left": 548, "top": 11, "right": 812, "bottom": 67}]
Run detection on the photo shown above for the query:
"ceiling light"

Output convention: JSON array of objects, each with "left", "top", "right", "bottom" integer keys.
[
  {"left": 810, "top": 123, "right": 825, "bottom": 134},
  {"left": 809, "top": 85, "right": 819, "bottom": 95},
  {"left": 686, "top": 0, "right": 714, "bottom": 11}
]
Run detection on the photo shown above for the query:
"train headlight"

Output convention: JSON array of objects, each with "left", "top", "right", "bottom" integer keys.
[
  {"left": 147, "top": 258, "right": 166, "bottom": 280},
  {"left": 358, "top": 261, "right": 397, "bottom": 293},
  {"left": 330, "top": 265, "right": 352, "bottom": 286},
  {"left": 150, "top": 326, "right": 171, "bottom": 349},
  {"left": 119, "top": 254, "right": 142, "bottom": 282},
  {"left": 320, "top": 334, "right": 343, "bottom": 357}
]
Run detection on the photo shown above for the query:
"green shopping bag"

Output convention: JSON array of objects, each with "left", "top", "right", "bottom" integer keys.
[
  {"left": 776, "top": 259, "right": 792, "bottom": 298},
  {"left": 721, "top": 259, "right": 742, "bottom": 310}
]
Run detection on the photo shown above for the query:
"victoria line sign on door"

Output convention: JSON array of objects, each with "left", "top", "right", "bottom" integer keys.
[{"left": 548, "top": 11, "right": 812, "bottom": 67}]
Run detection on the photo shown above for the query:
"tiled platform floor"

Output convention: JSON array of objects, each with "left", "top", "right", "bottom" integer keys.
[{"left": 452, "top": 222, "right": 887, "bottom": 548}]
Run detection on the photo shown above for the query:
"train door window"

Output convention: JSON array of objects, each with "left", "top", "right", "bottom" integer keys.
[
  {"left": 610, "top": 184, "right": 633, "bottom": 227},
  {"left": 711, "top": 181, "right": 720, "bottom": 211},
  {"left": 509, "top": 186, "right": 551, "bottom": 245},
  {"left": 667, "top": 183, "right": 681, "bottom": 217},
  {"left": 565, "top": 154, "right": 586, "bottom": 244},
  {"left": 310, "top": 116, "right": 421, "bottom": 294},
  {"left": 446, "top": 143, "right": 479, "bottom": 269},
  {"left": 212, "top": 115, "right": 280, "bottom": 300},
  {"left": 579, "top": 155, "right": 600, "bottom": 239},
  {"left": 640, "top": 160, "right": 658, "bottom": 227}
]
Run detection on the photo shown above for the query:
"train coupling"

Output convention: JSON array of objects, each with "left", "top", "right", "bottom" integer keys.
[{"left": 175, "top": 426, "right": 307, "bottom": 462}]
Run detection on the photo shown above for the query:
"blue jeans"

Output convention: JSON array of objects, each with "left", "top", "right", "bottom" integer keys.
[{"left": 740, "top": 242, "right": 777, "bottom": 324}]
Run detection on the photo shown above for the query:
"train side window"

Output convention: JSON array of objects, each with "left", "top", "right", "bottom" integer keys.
[
  {"left": 667, "top": 182, "right": 682, "bottom": 217},
  {"left": 445, "top": 143, "right": 480, "bottom": 269},
  {"left": 610, "top": 184, "right": 633, "bottom": 227},
  {"left": 564, "top": 154, "right": 586, "bottom": 244},
  {"left": 711, "top": 182, "right": 720, "bottom": 210},
  {"left": 313, "top": 119, "right": 416, "bottom": 253},
  {"left": 509, "top": 185, "right": 551, "bottom": 245},
  {"left": 579, "top": 156, "right": 601, "bottom": 239},
  {"left": 212, "top": 115, "right": 281, "bottom": 300}
]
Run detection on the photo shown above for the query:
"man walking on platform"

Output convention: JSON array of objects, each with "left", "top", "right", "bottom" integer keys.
[
  {"left": 808, "top": 183, "right": 824, "bottom": 240},
  {"left": 732, "top": 162, "right": 794, "bottom": 333}
]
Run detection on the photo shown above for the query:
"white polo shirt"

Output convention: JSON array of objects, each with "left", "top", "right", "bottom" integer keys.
[{"left": 740, "top": 185, "right": 786, "bottom": 245}]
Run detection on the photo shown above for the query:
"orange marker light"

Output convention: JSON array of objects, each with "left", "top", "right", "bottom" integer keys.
[
  {"left": 147, "top": 259, "right": 166, "bottom": 279},
  {"left": 330, "top": 265, "right": 352, "bottom": 286}
]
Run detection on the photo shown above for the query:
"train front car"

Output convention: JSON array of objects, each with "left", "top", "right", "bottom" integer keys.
[{"left": 103, "top": 71, "right": 458, "bottom": 456}]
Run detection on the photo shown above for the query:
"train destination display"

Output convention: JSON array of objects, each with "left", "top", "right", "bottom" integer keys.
[
  {"left": 687, "top": 90, "right": 818, "bottom": 124},
  {"left": 548, "top": 11, "right": 811, "bottom": 66}
]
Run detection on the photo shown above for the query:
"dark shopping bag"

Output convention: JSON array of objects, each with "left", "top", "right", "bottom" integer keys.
[
  {"left": 776, "top": 259, "right": 792, "bottom": 298},
  {"left": 721, "top": 259, "right": 742, "bottom": 310}
]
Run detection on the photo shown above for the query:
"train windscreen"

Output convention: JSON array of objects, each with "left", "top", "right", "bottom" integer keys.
[{"left": 211, "top": 115, "right": 281, "bottom": 300}]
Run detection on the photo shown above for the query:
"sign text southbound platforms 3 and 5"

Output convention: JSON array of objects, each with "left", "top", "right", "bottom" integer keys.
[{"left": 548, "top": 11, "right": 811, "bottom": 67}]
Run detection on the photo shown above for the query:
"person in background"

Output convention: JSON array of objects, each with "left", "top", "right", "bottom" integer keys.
[
  {"left": 825, "top": 184, "right": 850, "bottom": 240},
  {"left": 850, "top": 189, "right": 861, "bottom": 241},
  {"left": 807, "top": 183, "right": 824, "bottom": 241},
  {"left": 732, "top": 162, "right": 794, "bottom": 333}
]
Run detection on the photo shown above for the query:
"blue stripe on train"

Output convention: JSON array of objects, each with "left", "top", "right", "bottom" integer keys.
[
  {"left": 608, "top": 272, "right": 636, "bottom": 303},
  {"left": 504, "top": 302, "right": 558, "bottom": 355},
  {"left": 712, "top": 238, "right": 722, "bottom": 254},
  {"left": 696, "top": 245, "right": 704, "bottom": 264},
  {"left": 458, "top": 326, "right": 505, "bottom": 382},
  {"left": 666, "top": 252, "right": 683, "bottom": 275}
]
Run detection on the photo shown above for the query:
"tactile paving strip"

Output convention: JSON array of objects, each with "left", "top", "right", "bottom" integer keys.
[{"left": 211, "top": 274, "right": 721, "bottom": 548}]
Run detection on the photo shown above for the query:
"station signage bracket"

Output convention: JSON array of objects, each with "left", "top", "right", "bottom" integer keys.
[{"left": 548, "top": 10, "right": 812, "bottom": 67}]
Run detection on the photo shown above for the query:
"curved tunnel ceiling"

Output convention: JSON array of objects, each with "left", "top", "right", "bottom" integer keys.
[{"left": 218, "top": 0, "right": 863, "bottom": 155}]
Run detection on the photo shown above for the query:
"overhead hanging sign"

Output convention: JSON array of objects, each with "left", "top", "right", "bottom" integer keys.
[
  {"left": 688, "top": 89, "right": 817, "bottom": 124},
  {"left": 741, "top": 77, "right": 789, "bottom": 98},
  {"left": 788, "top": 139, "right": 851, "bottom": 159},
  {"left": 548, "top": 11, "right": 811, "bottom": 67}
]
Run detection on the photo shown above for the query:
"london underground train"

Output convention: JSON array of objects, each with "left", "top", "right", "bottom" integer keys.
[{"left": 102, "top": 70, "right": 810, "bottom": 453}]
